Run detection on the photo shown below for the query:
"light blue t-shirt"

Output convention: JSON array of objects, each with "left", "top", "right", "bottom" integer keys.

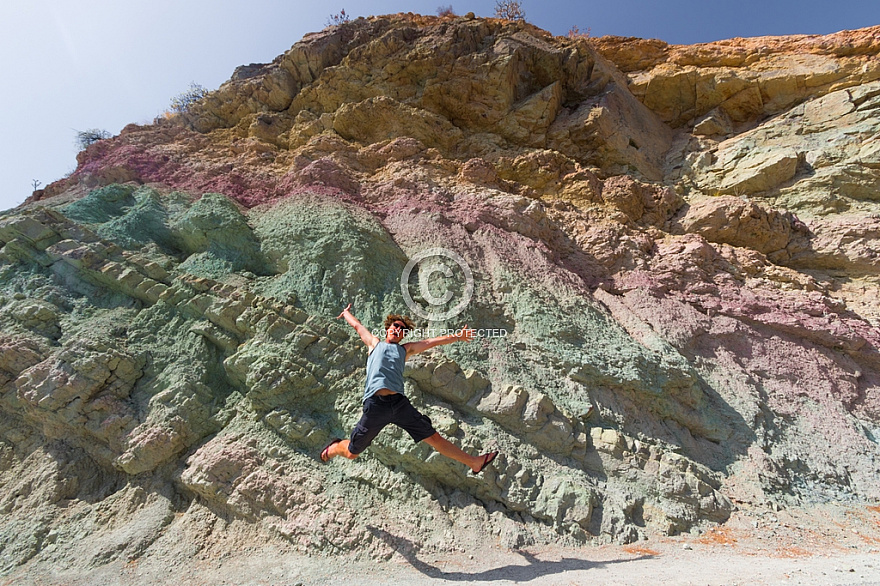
[{"left": 363, "top": 341, "right": 407, "bottom": 401}]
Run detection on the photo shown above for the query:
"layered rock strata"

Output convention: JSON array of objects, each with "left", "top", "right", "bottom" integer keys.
[{"left": 2, "top": 13, "right": 879, "bottom": 570}]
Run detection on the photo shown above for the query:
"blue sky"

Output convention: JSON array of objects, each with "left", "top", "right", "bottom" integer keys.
[{"left": 1, "top": 0, "right": 878, "bottom": 212}]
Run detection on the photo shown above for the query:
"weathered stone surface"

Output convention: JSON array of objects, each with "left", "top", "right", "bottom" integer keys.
[
  {"left": 4, "top": 13, "right": 880, "bottom": 574},
  {"left": 600, "top": 175, "right": 681, "bottom": 225},
  {"left": 788, "top": 216, "right": 880, "bottom": 273},
  {"left": 716, "top": 147, "right": 799, "bottom": 194},
  {"left": 672, "top": 195, "right": 801, "bottom": 255},
  {"left": 683, "top": 80, "right": 880, "bottom": 216},
  {"left": 14, "top": 340, "right": 145, "bottom": 466},
  {"left": 333, "top": 96, "right": 463, "bottom": 151},
  {"left": 8, "top": 300, "right": 61, "bottom": 339},
  {"left": 596, "top": 27, "right": 880, "bottom": 128}
]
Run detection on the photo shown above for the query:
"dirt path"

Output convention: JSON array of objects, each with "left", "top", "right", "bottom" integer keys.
[
  {"left": 5, "top": 505, "right": 880, "bottom": 585},
  {"left": 6, "top": 541, "right": 878, "bottom": 585}
]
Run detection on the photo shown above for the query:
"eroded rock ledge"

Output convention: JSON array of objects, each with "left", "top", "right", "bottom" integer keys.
[{"left": 3, "top": 13, "right": 879, "bottom": 572}]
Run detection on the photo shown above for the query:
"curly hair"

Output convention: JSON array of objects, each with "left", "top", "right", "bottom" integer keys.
[{"left": 384, "top": 313, "right": 416, "bottom": 334}]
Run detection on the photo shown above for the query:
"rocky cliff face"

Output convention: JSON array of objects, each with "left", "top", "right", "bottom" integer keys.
[{"left": 2, "top": 13, "right": 880, "bottom": 570}]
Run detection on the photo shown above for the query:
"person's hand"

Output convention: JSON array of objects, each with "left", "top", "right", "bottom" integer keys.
[
  {"left": 337, "top": 303, "right": 352, "bottom": 319},
  {"left": 456, "top": 325, "right": 475, "bottom": 343}
]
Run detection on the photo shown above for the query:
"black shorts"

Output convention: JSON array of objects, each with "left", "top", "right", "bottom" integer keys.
[{"left": 348, "top": 393, "right": 437, "bottom": 455}]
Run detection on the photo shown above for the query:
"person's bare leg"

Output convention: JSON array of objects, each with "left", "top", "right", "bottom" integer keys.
[
  {"left": 326, "top": 439, "right": 359, "bottom": 460},
  {"left": 422, "top": 432, "right": 489, "bottom": 472}
]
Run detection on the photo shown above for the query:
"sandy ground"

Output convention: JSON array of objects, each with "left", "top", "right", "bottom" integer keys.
[
  {"left": 5, "top": 504, "right": 880, "bottom": 585},
  {"left": 6, "top": 542, "right": 878, "bottom": 586}
]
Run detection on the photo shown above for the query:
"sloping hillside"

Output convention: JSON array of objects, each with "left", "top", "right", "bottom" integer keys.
[{"left": 1, "top": 13, "right": 879, "bottom": 571}]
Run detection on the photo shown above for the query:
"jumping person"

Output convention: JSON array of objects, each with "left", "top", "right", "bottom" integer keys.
[{"left": 322, "top": 303, "right": 499, "bottom": 475}]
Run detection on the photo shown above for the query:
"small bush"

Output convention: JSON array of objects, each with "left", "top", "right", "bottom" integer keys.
[
  {"left": 170, "top": 82, "right": 209, "bottom": 115},
  {"left": 326, "top": 9, "right": 350, "bottom": 27},
  {"left": 75, "top": 128, "right": 112, "bottom": 151},
  {"left": 567, "top": 25, "right": 591, "bottom": 39},
  {"left": 437, "top": 5, "right": 455, "bottom": 17},
  {"left": 494, "top": 0, "right": 525, "bottom": 21}
]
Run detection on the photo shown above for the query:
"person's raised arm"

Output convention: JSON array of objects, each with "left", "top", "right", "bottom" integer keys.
[
  {"left": 337, "top": 303, "right": 379, "bottom": 350},
  {"left": 404, "top": 325, "right": 474, "bottom": 358}
]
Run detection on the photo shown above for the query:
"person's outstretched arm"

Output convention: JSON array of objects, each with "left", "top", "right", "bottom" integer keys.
[
  {"left": 337, "top": 303, "right": 379, "bottom": 350},
  {"left": 404, "top": 325, "right": 474, "bottom": 357}
]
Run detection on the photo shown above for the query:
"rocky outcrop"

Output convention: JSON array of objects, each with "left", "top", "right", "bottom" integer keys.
[
  {"left": 681, "top": 81, "right": 880, "bottom": 213},
  {"left": 593, "top": 26, "right": 880, "bottom": 128},
  {"left": 670, "top": 195, "right": 805, "bottom": 258},
  {"left": 0, "top": 188, "right": 740, "bottom": 556},
  {"left": 3, "top": 12, "right": 880, "bottom": 574}
]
